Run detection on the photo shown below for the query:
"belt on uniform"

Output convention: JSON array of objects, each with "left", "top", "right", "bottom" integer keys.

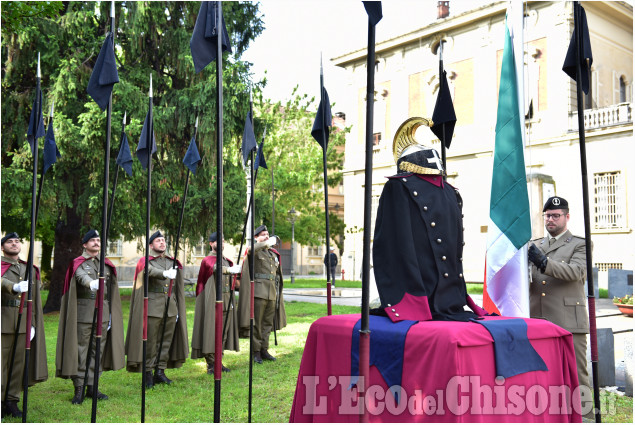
[
  {"left": 148, "top": 286, "right": 169, "bottom": 294},
  {"left": 77, "top": 292, "right": 96, "bottom": 300},
  {"left": 1, "top": 299, "right": 21, "bottom": 307},
  {"left": 254, "top": 273, "right": 274, "bottom": 280}
]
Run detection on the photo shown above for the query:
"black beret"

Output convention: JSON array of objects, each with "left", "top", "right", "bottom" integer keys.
[
  {"left": 149, "top": 231, "right": 163, "bottom": 244},
  {"left": 209, "top": 232, "right": 217, "bottom": 243},
  {"left": 1, "top": 232, "right": 19, "bottom": 245},
  {"left": 543, "top": 196, "right": 569, "bottom": 212},
  {"left": 255, "top": 224, "right": 268, "bottom": 236},
  {"left": 82, "top": 229, "right": 99, "bottom": 244}
]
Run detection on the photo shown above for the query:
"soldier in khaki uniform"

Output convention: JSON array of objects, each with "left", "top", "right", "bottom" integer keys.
[
  {"left": 528, "top": 196, "right": 590, "bottom": 393},
  {"left": 125, "top": 231, "right": 188, "bottom": 388},
  {"left": 243, "top": 225, "right": 283, "bottom": 364},
  {"left": 55, "top": 229, "right": 125, "bottom": 404},
  {"left": 1, "top": 233, "right": 47, "bottom": 418}
]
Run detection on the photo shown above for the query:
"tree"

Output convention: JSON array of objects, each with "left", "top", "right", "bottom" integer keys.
[
  {"left": 248, "top": 87, "right": 347, "bottom": 250},
  {"left": 1, "top": 1, "right": 265, "bottom": 312}
]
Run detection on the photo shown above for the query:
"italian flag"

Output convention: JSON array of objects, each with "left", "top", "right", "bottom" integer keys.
[{"left": 484, "top": 10, "right": 531, "bottom": 317}]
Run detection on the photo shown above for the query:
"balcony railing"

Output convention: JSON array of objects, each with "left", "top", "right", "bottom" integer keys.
[{"left": 569, "top": 102, "right": 632, "bottom": 132}]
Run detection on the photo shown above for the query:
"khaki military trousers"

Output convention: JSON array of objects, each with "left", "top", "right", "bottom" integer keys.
[
  {"left": 72, "top": 321, "right": 108, "bottom": 387},
  {"left": 253, "top": 298, "right": 275, "bottom": 352},
  {"left": 2, "top": 332, "right": 25, "bottom": 401},
  {"left": 146, "top": 315, "right": 176, "bottom": 369},
  {"left": 573, "top": 333, "right": 590, "bottom": 391}
]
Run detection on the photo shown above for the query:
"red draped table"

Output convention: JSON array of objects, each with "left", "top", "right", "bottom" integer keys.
[{"left": 290, "top": 314, "right": 582, "bottom": 422}]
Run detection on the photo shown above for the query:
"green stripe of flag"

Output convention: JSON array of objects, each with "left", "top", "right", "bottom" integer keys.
[{"left": 490, "top": 22, "right": 531, "bottom": 249}]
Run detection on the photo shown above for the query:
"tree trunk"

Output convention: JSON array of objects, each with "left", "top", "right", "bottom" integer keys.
[
  {"left": 42, "top": 207, "right": 83, "bottom": 313},
  {"left": 40, "top": 240, "right": 53, "bottom": 284}
]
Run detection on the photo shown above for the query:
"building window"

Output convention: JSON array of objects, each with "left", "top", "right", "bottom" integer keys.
[
  {"left": 193, "top": 239, "right": 207, "bottom": 257},
  {"left": 308, "top": 246, "right": 322, "bottom": 257},
  {"left": 620, "top": 76, "right": 627, "bottom": 103},
  {"left": 595, "top": 262, "right": 623, "bottom": 272},
  {"left": 373, "top": 132, "right": 382, "bottom": 146},
  {"left": 593, "top": 171, "right": 626, "bottom": 230},
  {"left": 106, "top": 237, "right": 123, "bottom": 257}
]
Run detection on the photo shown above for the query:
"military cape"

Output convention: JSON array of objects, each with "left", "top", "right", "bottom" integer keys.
[
  {"left": 237, "top": 248, "right": 287, "bottom": 337},
  {"left": 125, "top": 255, "right": 189, "bottom": 372},
  {"left": 55, "top": 255, "right": 125, "bottom": 378},
  {"left": 191, "top": 254, "right": 239, "bottom": 358},
  {"left": 1, "top": 259, "right": 48, "bottom": 385}
]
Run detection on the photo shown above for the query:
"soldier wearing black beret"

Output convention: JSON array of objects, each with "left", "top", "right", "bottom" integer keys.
[
  {"left": 125, "top": 230, "right": 189, "bottom": 388},
  {"left": 528, "top": 196, "right": 590, "bottom": 395},
  {"left": 237, "top": 225, "right": 287, "bottom": 364},
  {"left": 2, "top": 233, "right": 48, "bottom": 417}
]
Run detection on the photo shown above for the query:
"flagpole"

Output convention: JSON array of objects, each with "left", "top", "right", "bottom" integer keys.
[
  {"left": 20, "top": 52, "right": 43, "bottom": 423},
  {"left": 224, "top": 125, "right": 265, "bottom": 339},
  {"left": 438, "top": 41, "right": 447, "bottom": 179},
  {"left": 319, "top": 54, "right": 333, "bottom": 316},
  {"left": 359, "top": 9, "right": 379, "bottom": 422},
  {"left": 271, "top": 165, "right": 277, "bottom": 346},
  {"left": 141, "top": 73, "right": 153, "bottom": 424},
  {"left": 89, "top": 4, "right": 116, "bottom": 421},
  {"left": 213, "top": 3, "right": 224, "bottom": 422},
  {"left": 572, "top": 2, "right": 600, "bottom": 421},
  {"left": 247, "top": 93, "right": 255, "bottom": 424},
  {"left": 106, "top": 112, "right": 127, "bottom": 241}
]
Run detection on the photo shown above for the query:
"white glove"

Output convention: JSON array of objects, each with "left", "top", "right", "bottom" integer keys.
[
  {"left": 163, "top": 267, "right": 177, "bottom": 280},
  {"left": 266, "top": 236, "right": 277, "bottom": 247},
  {"left": 30, "top": 326, "right": 35, "bottom": 341},
  {"left": 13, "top": 280, "right": 28, "bottom": 293},
  {"left": 89, "top": 279, "right": 99, "bottom": 292},
  {"left": 228, "top": 264, "right": 242, "bottom": 274}
]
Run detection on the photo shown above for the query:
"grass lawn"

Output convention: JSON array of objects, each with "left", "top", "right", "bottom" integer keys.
[{"left": 4, "top": 289, "right": 631, "bottom": 422}]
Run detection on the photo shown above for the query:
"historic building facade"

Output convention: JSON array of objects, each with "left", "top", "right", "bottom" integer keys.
[{"left": 333, "top": 1, "right": 633, "bottom": 283}]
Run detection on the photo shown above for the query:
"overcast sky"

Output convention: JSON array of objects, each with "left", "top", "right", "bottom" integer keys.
[{"left": 242, "top": 0, "right": 485, "bottom": 109}]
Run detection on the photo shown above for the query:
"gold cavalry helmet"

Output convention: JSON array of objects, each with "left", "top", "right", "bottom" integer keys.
[{"left": 392, "top": 117, "right": 444, "bottom": 175}]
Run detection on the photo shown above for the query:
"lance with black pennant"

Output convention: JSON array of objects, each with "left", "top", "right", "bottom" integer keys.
[
  {"left": 359, "top": 2, "right": 382, "bottom": 422},
  {"left": 9, "top": 53, "right": 44, "bottom": 423},
  {"left": 135, "top": 74, "right": 157, "bottom": 423},
  {"left": 224, "top": 122, "right": 263, "bottom": 343},
  {"left": 84, "top": 2, "right": 119, "bottom": 420},
  {"left": 189, "top": 1, "right": 232, "bottom": 422},
  {"left": 80, "top": 112, "right": 129, "bottom": 409},
  {"left": 8, "top": 103, "right": 57, "bottom": 415},
  {"left": 562, "top": 2, "right": 600, "bottom": 421},
  {"left": 430, "top": 40, "right": 456, "bottom": 180},
  {"left": 154, "top": 118, "right": 201, "bottom": 377},
  {"left": 311, "top": 54, "right": 333, "bottom": 316},
  {"left": 245, "top": 96, "right": 258, "bottom": 423}
]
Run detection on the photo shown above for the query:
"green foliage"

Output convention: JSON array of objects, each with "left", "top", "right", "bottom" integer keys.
[
  {"left": 251, "top": 87, "right": 348, "bottom": 247},
  {"left": 613, "top": 295, "right": 633, "bottom": 305},
  {"left": 1, "top": 2, "right": 267, "bottom": 249},
  {"left": 0, "top": 1, "right": 63, "bottom": 35}
]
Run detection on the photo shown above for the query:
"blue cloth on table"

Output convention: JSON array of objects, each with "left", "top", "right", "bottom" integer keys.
[
  {"left": 470, "top": 318, "right": 548, "bottom": 378},
  {"left": 350, "top": 315, "right": 417, "bottom": 402}
]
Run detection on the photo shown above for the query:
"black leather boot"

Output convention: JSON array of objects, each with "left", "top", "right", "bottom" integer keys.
[
  {"left": 86, "top": 385, "right": 109, "bottom": 400},
  {"left": 260, "top": 348, "right": 276, "bottom": 361},
  {"left": 1, "top": 400, "right": 22, "bottom": 418},
  {"left": 145, "top": 371, "right": 154, "bottom": 389},
  {"left": 154, "top": 369, "right": 172, "bottom": 385},
  {"left": 71, "top": 386, "right": 84, "bottom": 405},
  {"left": 253, "top": 351, "right": 263, "bottom": 364},
  {"left": 221, "top": 363, "right": 231, "bottom": 372}
]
